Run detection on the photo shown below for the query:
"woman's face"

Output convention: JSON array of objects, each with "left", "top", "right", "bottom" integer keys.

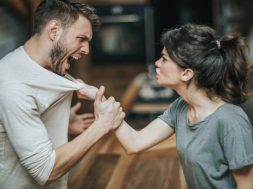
[{"left": 155, "top": 47, "right": 183, "bottom": 87}]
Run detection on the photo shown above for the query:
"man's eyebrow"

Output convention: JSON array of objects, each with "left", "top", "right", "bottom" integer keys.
[{"left": 78, "top": 35, "right": 91, "bottom": 41}]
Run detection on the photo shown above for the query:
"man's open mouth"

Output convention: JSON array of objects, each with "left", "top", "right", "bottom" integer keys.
[{"left": 68, "top": 55, "right": 79, "bottom": 64}]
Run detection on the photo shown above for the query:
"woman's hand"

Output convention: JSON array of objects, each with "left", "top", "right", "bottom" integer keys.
[{"left": 76, "top": 79, "right": 99, "bottom": 100}]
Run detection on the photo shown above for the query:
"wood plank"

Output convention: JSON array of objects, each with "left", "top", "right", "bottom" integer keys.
[
  {"left": 69, "top": 148, "right": 186, "bottom": 189},
  {"left": 79, "top": 154, "right": 120, "bottom": 189},
  {"left": 106, "top": 154, "right": 139, "bottom": 189},
  {"left": 125, "top": 149, "right": 180, "bottom": 189},
  {"left": 102, "top": 149, "right": 182, "bottom": 189},
  {"left": 68, "top": 134, "right": 112, "bottom": 189},
  {"left": 97, "top": 133, "right": 118, "bottom": 154}
]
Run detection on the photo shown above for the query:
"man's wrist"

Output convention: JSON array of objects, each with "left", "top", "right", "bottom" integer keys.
[{"left": 92, "top": 118, "right": 111, "bottom": 135}]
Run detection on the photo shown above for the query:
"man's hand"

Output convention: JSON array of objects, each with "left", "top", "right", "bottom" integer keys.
[
  {"left": 94, "top": 86, "right": 125, "bottom": 132},
  {"left": 68, "top": 102, "right": 95, "bottom": 136}
]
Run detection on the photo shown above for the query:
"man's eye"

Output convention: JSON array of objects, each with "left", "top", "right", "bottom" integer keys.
[
  {"left": 79, "top": 38, "right": 85, "bottom": 42},
  {"left": 78, "top": 37, "right": 86, "bottom": 42}
]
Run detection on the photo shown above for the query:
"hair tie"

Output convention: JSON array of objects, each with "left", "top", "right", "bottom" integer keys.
[{"left": 216, "top": 40, "right": 221, "bottom": 50}]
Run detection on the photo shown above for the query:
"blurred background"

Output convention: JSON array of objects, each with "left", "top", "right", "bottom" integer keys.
[
  {"left": 1, "top": 0, "right": 253, "bottom": 188},
  {"left": 1, "top": 0, "right": 252, "bottom": 118}
]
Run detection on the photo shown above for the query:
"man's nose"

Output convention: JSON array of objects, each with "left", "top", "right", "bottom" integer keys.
[{"left": 81, "top": 43, "right": 89, "bottom": 54}]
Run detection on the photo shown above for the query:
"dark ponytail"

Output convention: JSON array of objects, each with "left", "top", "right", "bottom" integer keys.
[
  {"left": 217, "top": 33, "right": 250, "bottom": 104},
  {"left": 161, "top": 24, "right": 252, "bottom": 104}
]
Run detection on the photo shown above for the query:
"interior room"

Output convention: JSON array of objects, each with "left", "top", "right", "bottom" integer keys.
[{"left": 1, "top": 0, "right": 253, "bottom": 188}]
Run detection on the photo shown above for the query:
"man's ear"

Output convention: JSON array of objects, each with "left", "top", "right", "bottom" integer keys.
[
  {"left": 46, "top": 20, "right": 62, "bottom": 42},
  {"left": 181, "top": 68, "right": 194, "bottom": 82}
]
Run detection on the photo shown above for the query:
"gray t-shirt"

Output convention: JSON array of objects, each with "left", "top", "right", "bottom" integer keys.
[{"left": 159, "top": 97, "right": 253, "bottom": 189}]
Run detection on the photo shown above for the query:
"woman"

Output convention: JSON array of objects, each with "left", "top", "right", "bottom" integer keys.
[{"left": 114, "top": 24, "right": 253, "bottom": 189}]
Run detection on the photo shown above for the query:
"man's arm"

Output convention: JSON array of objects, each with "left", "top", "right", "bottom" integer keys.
[
  {"left": 0, "top": 84, "right": 124, "bottom": 186},
  {"left": 46, "top": 86, "right": 125, "bottom": 185},
  {"left": 47, "top": 117, "right": 114, "bottom": 184},
  {"left": 114, "top": 119, "right": 174, "bottom": 153}
]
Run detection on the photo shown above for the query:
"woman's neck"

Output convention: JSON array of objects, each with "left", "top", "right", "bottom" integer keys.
[{"left": 176, "top": 85, "right": 225, "bottom": 125}]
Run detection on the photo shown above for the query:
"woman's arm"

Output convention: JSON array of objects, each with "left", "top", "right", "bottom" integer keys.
[
  {"left": 64, "top": 75, "right": 99, "bottom": 101},
  {"left": 232, "top": 165, "right": 253, "bottom": 189},
  {"left": 114, "top": 118, "right": 174, "bottom": 153}
]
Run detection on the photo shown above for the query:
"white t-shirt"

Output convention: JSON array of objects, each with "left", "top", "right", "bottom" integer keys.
[{"left": 0, "top": 47, "right": 84, "bottom": 188}]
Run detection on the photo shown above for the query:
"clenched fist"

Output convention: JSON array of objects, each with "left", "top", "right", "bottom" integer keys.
[{"left": 94, "top": 86, "right": 125, "bottom": 132}]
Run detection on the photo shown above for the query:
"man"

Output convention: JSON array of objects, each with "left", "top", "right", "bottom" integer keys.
[
  {"left": 0, "top": 0, "right": 95, "bottom": 134},
  {"left": 0, "top": 0, "right": 125, "bottom": 188}
]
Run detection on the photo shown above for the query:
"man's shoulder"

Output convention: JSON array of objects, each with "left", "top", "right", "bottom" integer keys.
[
  {"left": 0, "top": 82, "right": 37, "bottom": 116},
  {"left": 0, "top": 47, "right": 24, "bottom": 75},
  {"left": 0, "top": 47, "right": 31, "bottom": 82},
  {"left": 0, "top": 46, "right": 23, "bottom": 63},
  {"left": 0, "top": 82, "right": 33, "bottom": 101}
]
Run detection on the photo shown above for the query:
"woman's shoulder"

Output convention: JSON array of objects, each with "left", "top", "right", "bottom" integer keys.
[
  {"left": 215, "top": 103, "right": 252, "bottom": 133},
  {"left": 217, "top": 103, "right": 248, "bottom": 120}
]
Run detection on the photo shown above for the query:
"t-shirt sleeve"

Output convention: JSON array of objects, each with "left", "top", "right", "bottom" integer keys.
[
  {"left": 158, "top": 97, "right": 184, "bottom": 129},
  {"left": 0, "top": 84, "right": 55, "bottom": 185},
  {"left": 220, "top": 106, "right": 253, "bottom": 170}
]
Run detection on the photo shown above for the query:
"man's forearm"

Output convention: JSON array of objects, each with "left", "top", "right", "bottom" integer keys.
[
  {"left": 45, "top": 85, "right": 125, "bottom": 185},
  {"left": 45, "top": 119, "right": 107, "bottom": 185}
]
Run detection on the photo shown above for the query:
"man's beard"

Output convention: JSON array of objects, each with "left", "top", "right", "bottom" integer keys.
[{"left": 50, "top": 40, "right": 68, "bottom": 76}]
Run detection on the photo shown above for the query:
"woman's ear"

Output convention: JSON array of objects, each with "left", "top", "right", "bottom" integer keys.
[
  {"left": 181, "top": 68, "right": 194, "bottom": 82},
  {"left": 46, "top": 20, "right": 62, "bottom": 42}
]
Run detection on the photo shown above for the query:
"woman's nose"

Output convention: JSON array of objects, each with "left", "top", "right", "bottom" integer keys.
[{"left": 155, "top": 59, "right": 161, "bottom": 67}]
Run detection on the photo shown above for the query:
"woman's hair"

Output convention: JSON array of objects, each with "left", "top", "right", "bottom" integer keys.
[
  {"left": 161, "top": 23, "right": 252, "bottom": 104},
  {"left": 33, "top": 0, "right": 100, "bottom": 34}
]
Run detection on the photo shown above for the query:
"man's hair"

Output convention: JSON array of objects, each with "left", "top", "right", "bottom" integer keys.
[{"left": 33, "top": 0, "right": 100, "bottom": 34}]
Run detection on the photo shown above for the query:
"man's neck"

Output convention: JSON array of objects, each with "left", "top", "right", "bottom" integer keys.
[{"left": 23, "top": 35, "right": 51, "bottom": 69}]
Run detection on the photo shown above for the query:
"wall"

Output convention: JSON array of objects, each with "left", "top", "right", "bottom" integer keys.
[{"left": 84, "top": 0, "right": 148, "bottom": 4}]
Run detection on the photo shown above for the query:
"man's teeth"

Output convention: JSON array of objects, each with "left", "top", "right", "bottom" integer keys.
[{"left": 71, "top": 56, "right": 79, "bottom": 60}]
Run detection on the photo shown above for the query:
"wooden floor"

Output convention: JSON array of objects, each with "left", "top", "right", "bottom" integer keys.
[{"left": 68, "top": 132, "right": 187, "bottom": 189}]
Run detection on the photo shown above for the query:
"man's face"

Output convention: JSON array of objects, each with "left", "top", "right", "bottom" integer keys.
[{"left": 50, "top": 15, "right": 93, "bottom": 76}]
